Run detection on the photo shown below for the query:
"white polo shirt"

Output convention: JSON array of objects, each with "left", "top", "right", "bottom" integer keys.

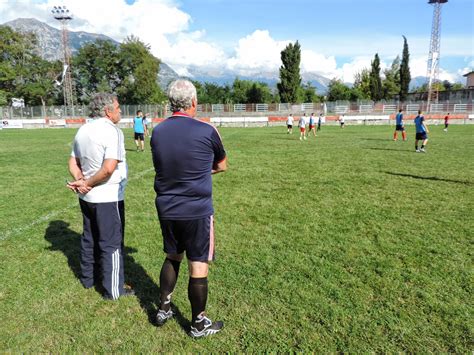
[
  {"left": 71, "top": 117, "right": 127, "bottom": 203},
  {"left": 298, "top": 116, "right": 306, "bottom": 128}
]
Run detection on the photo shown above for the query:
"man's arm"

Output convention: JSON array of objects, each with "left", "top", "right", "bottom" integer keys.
[
  {"left": 422, "top": 117, "right": 429, "bottom": 133},
  {"left": 423, "top": 122, "right": 429, "bottom": 133},
  {"left": 67, "top": 156, "right": 84, "bottom": 192},
  {"left": 212, "top": 157, "right": 227, "bottom": 175},
  {"left": 68, "top": 156, "right": 83, "bottom": 180},
  {"left": 143, "top": 118, "right": 149, "bottom": 136},
  {"left": 68, "top": 159, "right": 118, "bottom": 194}
]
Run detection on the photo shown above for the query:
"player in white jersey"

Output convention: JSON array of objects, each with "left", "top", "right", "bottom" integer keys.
[
  {"left": 299, "top": 113, "right": 307, "bottom": 140},
  {"left": 286, "top": 113, "right": 294, "bottom": 134},
  {"left": 339, "top": 114, "right": 345, "bottom": 128},
  {"left": 308, "top": 113, "right": 316, "bottom": 137}
]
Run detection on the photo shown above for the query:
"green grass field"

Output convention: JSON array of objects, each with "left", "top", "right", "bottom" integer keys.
[{"left": 0, "top": 124, "right": 472, "bottom": 352}]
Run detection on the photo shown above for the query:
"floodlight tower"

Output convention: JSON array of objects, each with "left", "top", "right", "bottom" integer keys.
[
  {"left": 425, "top": 0, "right": 448, "bottom": 111},
  {"left": 51, "top": 5, "right": 75, "bottom": 110}
]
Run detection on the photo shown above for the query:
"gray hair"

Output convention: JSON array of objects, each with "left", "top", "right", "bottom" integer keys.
[
  {"left": 88, "top": 93, "right": 118, "bottom": 118},
  {"left": 167, "top": 79, "right": 197, "bottom": 112}
]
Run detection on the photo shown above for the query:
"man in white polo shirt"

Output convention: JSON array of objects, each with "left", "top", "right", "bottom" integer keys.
[{"left": 67, "top": 93, "right": 133, "bottom": 300}]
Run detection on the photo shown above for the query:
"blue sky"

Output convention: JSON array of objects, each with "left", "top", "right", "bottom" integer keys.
[
  {"left": 2, "top": 0, "right": 473, "bottom": 82},
  {"left": 129, "top": 0, "right": 473, "bottom": 81},
  {"left": 181, "top": 0, "right": 474, "bottom": 71}
]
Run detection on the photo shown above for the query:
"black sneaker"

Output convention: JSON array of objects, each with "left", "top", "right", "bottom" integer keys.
[
  {"left": 156, "top": 309, "right": 173, "bottom": 326},
  {"left": 190, "top": 314, "right": 224, "bottom": 338}
]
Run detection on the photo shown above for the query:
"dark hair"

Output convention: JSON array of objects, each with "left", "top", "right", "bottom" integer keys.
[{"left": 136, "top": 110, "right": 142, "bottom": 115}]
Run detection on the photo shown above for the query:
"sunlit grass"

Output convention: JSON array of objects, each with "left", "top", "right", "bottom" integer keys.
[{"left": 0, "top": 124, "right": 472, "bottom": 352}]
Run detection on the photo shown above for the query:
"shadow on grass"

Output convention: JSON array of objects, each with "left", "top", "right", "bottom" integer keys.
[
  {"left": 361, "top": 138, "right": 393, "bottom": 141},
  {"left": 44, "top": 220, "right": 190, "bottom": 332},
  {"left": 364, "top": 147, "right": 412, "bottom": 152},
  {"left": 384, "top": 171, "right": 473, "bottom": 185}
]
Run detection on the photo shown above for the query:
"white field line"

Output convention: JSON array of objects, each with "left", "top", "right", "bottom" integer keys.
[{"left": 0, "top": 167, "right": 155, "bottom": 241}]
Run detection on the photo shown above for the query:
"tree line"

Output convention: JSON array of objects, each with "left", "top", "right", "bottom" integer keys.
[
  {"left": 0, "top": 26, "right": 166, "bottom": 106},
  {"left": 0, "top": 25, "right": 463, "bottom": 107}
]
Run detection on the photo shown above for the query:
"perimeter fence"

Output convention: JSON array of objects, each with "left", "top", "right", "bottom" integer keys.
[{"left": 1, "top": 100, "right": 473, "bottom": 120}]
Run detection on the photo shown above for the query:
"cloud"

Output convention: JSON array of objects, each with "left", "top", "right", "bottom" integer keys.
[
  {"left": 226, "top": 30, "right": 290, "bottom": 75},
  {"left": 301, "top": 50, "right": 338, "bottom": 78},
  {"left": 163, "top": 32, "right": 227, "bottom": 71},
  {"left": 305, "top": 34, "right": 474, "bottom": 58},
  {"left": 0, "top": 0, "right": 465, "bottom": 84},
  {"left": 339, "top": 57, "right": 372, "bottom": 83}
]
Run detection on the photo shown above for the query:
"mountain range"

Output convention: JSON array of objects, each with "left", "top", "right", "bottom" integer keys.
[
  {"left": 3, "top": 18, "right": 179, "bottom": 89},
  {"left": 3, "top": 18, "right": 426, "bottom": 93}
]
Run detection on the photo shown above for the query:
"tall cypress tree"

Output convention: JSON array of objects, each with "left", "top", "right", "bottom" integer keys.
[
  {"left": 399, "top": 35, "right": 411, "bottom": 101},
  {"left": 277, "top": 41, "right": 302, "bottom": 103},
  {"left": 369, "top": 53, "right": 383, "bottom": 101}
]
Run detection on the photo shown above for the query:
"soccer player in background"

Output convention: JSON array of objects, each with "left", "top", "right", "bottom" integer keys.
[
  {"left": 414, "top": 110, "right": 429, "bottom": 153},
  {"left": 299, "top": 113, "right": 307, "bottom": 140},
  {"left": 339, "top": 114, "right": 345, "bottom": 128},
  {"left": 286, "top": 113, "right": 294, "bottom": 134},
  {"left": 142, "top": 112, "right": 150, "bottom": 137},
  {"left": 308, "top": 113, "right": 316, "bottom": 137},
  {"left": 133, "top": 110, "right": 146, "bottom": 151},
  {"left": 444, "top": 113, "right": 450, "bottom": 132},
  {"left": 317, "top": 113, "right": 323, "bottom": 131},
  {"left": 393, "top": 109, "right": 407, "bottom": 141}
]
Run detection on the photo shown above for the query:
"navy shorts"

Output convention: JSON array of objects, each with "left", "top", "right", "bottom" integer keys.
[
  {"left": 159, "top": 216, "right": 215, "bottom": 262},
  {"left": 395, "top": 124, "right": 405, "bottom": 131},
  {"left": 134, "top": 133, "right": 144, "bottom": 140},
  {"left": 287, "top": 124, "right": 292, "bottom": 129},
  {"left": 416, "top": 132, "right": 428, "bottom": 140}
]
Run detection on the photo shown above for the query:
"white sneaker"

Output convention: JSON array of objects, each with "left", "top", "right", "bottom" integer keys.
[
  {"left": 190, "top": 315, "right": 224, "bottom": 338},
  {"left": 156, "top": 309, "right": 174, "bottom": 326},
  {"left": 415, "top": 149, "right": 421, "bottom": 153},
  {"left": 420, "top": 148, "right": 426, "bottom": 153}
]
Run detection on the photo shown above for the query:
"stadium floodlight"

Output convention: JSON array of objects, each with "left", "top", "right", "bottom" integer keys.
[
  {"left": 51, "top": 5, "right": 75, "bottom": 111},
  {"left": 52, "top": 5, "right": 73, "bottom": 20},
  {"left": 425, "top": 0, "right": 448, "bottom": 110}
]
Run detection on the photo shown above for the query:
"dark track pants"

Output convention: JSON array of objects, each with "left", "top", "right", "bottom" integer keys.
[{"left": 79, "top": 199, "right": 125, "bottom": 300}]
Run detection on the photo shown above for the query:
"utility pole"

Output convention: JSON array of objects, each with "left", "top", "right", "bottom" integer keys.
[
  {"left": 51, "top": 5, "right": 75, "bottom": 115},
  {"left": 426, "top": 0, "right": 448, "bottom": 112}
]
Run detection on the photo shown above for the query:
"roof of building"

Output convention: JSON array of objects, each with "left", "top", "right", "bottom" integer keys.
[{"left": 463, "top": 71, "right": 474, "bottom": 77}]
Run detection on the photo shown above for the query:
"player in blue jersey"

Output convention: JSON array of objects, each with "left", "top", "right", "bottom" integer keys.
[
  {"left": 133, "top": 110, "right": 146, "bottom": 151},
  {"left": 414, "top": 110, "right": 429, "bottom": 153},
  {"left": 393, "top": 109, "right": 407, "bottom": 141},
  {"left": 151, "top": 79, "right": 227, "bottom": 338}
]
